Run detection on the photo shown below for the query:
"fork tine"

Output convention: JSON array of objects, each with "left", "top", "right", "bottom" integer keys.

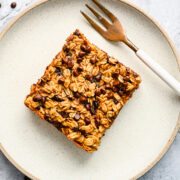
[
  {"left": 81, "top": 11, "right": 106, "bottom": 36},
  {"left": 85, "top": 4, "right": 111, "bottom": 29},
  {"left": 92, "top": 0, "right": 117, "bottom": 22}
]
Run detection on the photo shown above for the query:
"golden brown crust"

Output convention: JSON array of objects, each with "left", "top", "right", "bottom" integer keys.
[{"left": 24, "top": 29, "right": 141, "bottom": 153}]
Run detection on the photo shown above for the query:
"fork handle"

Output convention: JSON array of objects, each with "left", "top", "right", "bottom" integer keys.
[{"left": 136, "top": 49, "right": 180, "bottom": 96}]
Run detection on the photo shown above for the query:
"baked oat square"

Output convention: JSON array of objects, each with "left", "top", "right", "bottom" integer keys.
[{"left": 24, "top": 29, "right": 141, "bottom": 152}]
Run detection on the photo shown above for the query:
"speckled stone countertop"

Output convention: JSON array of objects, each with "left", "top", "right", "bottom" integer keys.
[{"left": 0, "top": 0, "right": 180, "bottom": 179}]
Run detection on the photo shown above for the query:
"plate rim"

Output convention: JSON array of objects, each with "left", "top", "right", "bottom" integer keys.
[{"left": 0, "top": 0, "right": 179, "bottom": 179}]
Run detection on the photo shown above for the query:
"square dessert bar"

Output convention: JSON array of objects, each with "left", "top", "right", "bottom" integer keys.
[{"left": 25, "top": 29, "right": 141, "bottom": 153}]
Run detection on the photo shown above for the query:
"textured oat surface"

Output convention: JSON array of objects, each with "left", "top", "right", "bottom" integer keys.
[
  {"left": 1, "top": 0, "right": 180, "bottom": 179},
  {"left": 24, "top": 30, "right": 141, "bottom": 152}
]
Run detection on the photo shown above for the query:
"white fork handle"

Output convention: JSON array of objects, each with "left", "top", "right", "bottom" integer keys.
[{"left": 136, "top": 49, "right": 180, "bottom": 96}]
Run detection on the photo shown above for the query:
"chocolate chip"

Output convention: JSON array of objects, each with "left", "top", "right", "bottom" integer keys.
[
  {"left": 91, "top": 77, "right": 95, "bottom": 83},
  {"left": 79, "top": 129, "right": 86, "bottom": 135},
  {"left": 11, "top": 2, "right": 16, "bottom": 8},
  {"left": 77, "top": 57, "right": 83, "bottom": 63},
  {"left": 105, "top": 83, "right": 111, "bottom": 89},
  {"left": 84, "top": 118, "right": 91, "bottom": 125},
  {"left": 67, "top": 59, "right": 74, "bottom": 68},
  {"left": 78, "top": 51, "right": 86, "bottom": 57},
  {"left": 90, "top": 57, "right": 96, "bottom": 64},
  {"left": 41, "top": 96, "right": 46, "bottom": 104},
  {"left": 58, "top": 78, "right": 65, "bottom": 84},
  {"left": 119, "top": 82, "right": 126, "bottom": 88},
  {"left": 80, "top": 96, "right": 87, "bottom": 104},
  {"left": 63, "top": 45, "right": 69, "bottom": 52},
  {"left": 74, "top": 92, "right": 81, "bottom": 98},
  {"left": 51, "top": 95, "right": 64, "bottom": 102},
  {"left": 39, "top": 78, "right": 48, "bottom": 86},
  {"left": 74, "top": 113, "right": 80, "bottom": 121},
  {"left": 112, "top": 71, "right": 119, "bottom": 78},
  {"left": 33, "top": 95, "right": 42, "bottom": 102},
  {"left": 123, "top": 76, "right": 130, "bottom": 82},
  {"left": 106, "top": 56, "right": 110, "bottom": 63},
  {"left": 118, "top": 90, "right": 123, "bottom": 96},
  {"left": 133, "top": 72, "right": 139, "bottom": 78},
  {"left": 55, "top": 53, "right": 60, "bottom": 59},
  {"left": 73, "top": 127, "right": 79, "bottom": 131},
  {"left": 107, "top": 92, "right": 114, "bottom": 99},
  {"left": 60, "top": 112, "right": 69, "bottom": 118},
  {"left": 55, "top": 67, "right": 61, "bottom": 73},
  {"left": 90, "top": 106, "right": 96, "bottom": 115},
  {"left": 44, "top": 113, "right": 51, "bottom": 121},
  {"left": 113, "top": 80, "right": 120, "bottom": 86},
  {"left": 85, "top": 46, "right": 91, "bottom": 53},
  {"left": 73, "top": 30, "right": 80, "bottom": 36},
  {"left": 95, "top": 118, "right": 100, "bottom": 127},
  {"left": 95, "top": 74, "right": 101, "bottom": 82},
  {"left": 126, "top": 67, "right": 131, "bottom": 75},
  {"left": 52, "top": 121, "right": 59, "bottom": 127},
  {"left": 68, "top": 97, "right": 73, "bottom": 101},
  {"left": 125, "top": 91, "right": 131, "bottom": 96},
  {"left": 40, "top": 78, "right": 47, "bottom": 86},
  {"left": 55, "top": 67, "right": 62, "bottom": 75},
  {"left": 85, "top": 74, "right": 93, "bottom": 81},
  {"left": 35, "top": 105, "right": 41, "bottom": 110},
  {"left": 80, "top": 45, "right": 91, "bottom": 53},
  {"left": 77, "top": 66, "right": 83, "bottom": 72},
  {"left": 95, "top": 89, "right": 101, "bottom": 96},
  {"left": 42, "top": 104, "right": 45, "bottom": 108},
  {"left": 85, "top": 103, "right": 90, "bottom": 110},
  {"left": 93, "top": 101, "right": 99, "bottom": 109},
  {"left": 80, "top": 45, "right": 87, "bottom": 52},
  {"left": 73, "top": 70, "right": 79, "bottom": 76},
  {"left": 84, "top": 40, "right": 88, "bottom": 45},
  {"left": 62, "top": 58, "right": 68, "bottom": 64},
  {"left": 113, "top": 98, "right": 119, "bottom": 104},
  {"left": 54, "top": 122, "right": 63, "bottom": 130},
  {"left": 96, "top": 84, "right": 100, "bottom": 88},
  {"left": 66, "top": 52, "right": 72, "bottom": 56},
  {"left": 101, "top": 87, "right": 106, "bottom": 95},
  {"left": 112, "top": 86, "right": 118, "bottom": 92}
]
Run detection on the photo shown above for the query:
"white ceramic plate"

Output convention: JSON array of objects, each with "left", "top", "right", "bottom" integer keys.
[{"left": 0, "top": 0, "right": 180, "bottom": 179}]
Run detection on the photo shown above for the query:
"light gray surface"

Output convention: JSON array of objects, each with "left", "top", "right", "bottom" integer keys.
[{"left": 0, "top": 0, "right": 180, "bottom": 179}]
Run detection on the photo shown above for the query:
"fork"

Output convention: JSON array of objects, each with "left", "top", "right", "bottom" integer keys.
[{"left": 81, "top": 0, "right": 180, "bottom": 96}]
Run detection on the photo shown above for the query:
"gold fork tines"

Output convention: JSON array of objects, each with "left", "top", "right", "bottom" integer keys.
[
  {"left": 85, "top": 4, "right": 110, "bottom": 29},
  {"left": 81, "top": 0, "right": 138, "bottom": 52}
]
